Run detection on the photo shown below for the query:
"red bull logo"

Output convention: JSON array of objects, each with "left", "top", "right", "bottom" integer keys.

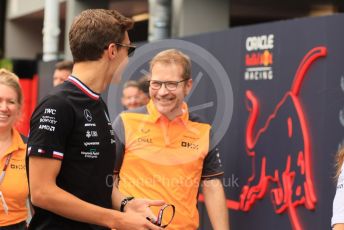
[
  {"left": 245, "top": 50, "right": 273, "bottom": 66},
  {"left": 244, "top": 34, "right": 274, "bottom": 81},
  {"left": 242, "top": 46, "right": 326, "bottom": 230},
  {"left": 200, "top": 46, "right": 327, "bottom": 230}
]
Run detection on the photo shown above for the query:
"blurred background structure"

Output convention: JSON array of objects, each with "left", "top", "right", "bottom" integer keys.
[{"left": 0, "top": 0, "right": 343, "bottom": 61}]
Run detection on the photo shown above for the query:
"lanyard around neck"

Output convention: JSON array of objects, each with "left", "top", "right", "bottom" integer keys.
[{"left": 0, "top": 153, "right": 13, "bottom": 185}]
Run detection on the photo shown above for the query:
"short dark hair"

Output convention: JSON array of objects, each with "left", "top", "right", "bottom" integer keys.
[
  {"left": 55, "top": 60, "right": 73, "bottom": 71},
  {"left": 69, "top": 9, "right": 134, "bottom": 63},
  {"left": 138, "top": 75, "right": 150, "bottom": 95}
]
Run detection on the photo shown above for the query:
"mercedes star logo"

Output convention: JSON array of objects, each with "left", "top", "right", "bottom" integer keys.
[{"left": 84, "top": 109, "right": 92, "bottom": 122}]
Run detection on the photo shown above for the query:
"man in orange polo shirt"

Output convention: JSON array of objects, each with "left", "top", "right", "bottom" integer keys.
[{"left": 113, "top": 49, "right": 230, "bottom": 229}]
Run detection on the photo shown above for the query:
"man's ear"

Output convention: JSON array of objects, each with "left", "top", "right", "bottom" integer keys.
[
  {"left": 185, "top": 78, "right": 193, "bottom": 95},
  {"left": 111, "top": 47, "right": 117, "bottom": 58},
  {"left": 106, "top": 43, "right": 117, "bottom": 58}
]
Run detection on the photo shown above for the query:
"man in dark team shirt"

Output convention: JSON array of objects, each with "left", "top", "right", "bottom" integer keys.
[{"left": 27, "top": 9, "right": 164, "bottom": 230}]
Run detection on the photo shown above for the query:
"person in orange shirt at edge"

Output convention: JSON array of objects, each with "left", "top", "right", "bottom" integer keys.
[
  {"left": 113, "top": 49, "right": 230, "bottom": 229},
  {"left": 0, "top": 68, "right": 28, "bottom": 230}
]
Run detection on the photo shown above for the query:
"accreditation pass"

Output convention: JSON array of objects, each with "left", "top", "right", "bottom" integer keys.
[{"left": 0, "top": 191, "right": 8, "bottom": 214}]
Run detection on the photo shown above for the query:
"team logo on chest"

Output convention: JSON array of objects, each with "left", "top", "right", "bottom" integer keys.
[
  {"left": 84, "top": 109, "right": 93, "bottom": 122},
  {"left": 181, "top": 141, "right": 199, "bottom": 150},
  {"left": 138, "top": 137, "right": 153, "bottom": 143}
]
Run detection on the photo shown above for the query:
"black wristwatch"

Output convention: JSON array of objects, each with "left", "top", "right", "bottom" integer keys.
[{"left": 120, "top": 196, "right": 134, "bottom": 212}]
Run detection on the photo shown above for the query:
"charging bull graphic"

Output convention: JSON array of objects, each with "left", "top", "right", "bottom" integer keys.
[
  {"left": 197, "top": 46, "right": 327, "bottom": 229},
  {"left": 235, "top": 46, "right": 327, "bottom": 230}
]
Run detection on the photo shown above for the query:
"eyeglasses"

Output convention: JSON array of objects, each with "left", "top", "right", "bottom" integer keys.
[
  {"left": 115, "top": 42, "right": 136, "bottom": 57},
  {"left": 104, "top": 43, "right": 136, "bottom": 57},
  {"left": 148, "top": 79, "right": 189, "bottom": 91},
  {"left": 147, "top": 204, "right": 175, "bottom": 228}
]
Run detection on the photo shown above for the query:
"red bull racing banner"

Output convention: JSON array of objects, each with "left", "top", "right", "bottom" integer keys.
[
  {"left": 107, "top": 13, "right": 344, "bottom": 230},
  {"left": 184, "top": 14, "right": 343, "bottom": 230}
]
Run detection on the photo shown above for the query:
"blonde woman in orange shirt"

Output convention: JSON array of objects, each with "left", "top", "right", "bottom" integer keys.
[{"left": 0, "top": 68, "right": 28, "bottom": 230}]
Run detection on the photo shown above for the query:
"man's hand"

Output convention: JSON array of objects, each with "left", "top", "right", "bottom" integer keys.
[
  {"left": 110, "top": 199, "right": 166, "bottom": 230},
  {"left": 125, "top": 198, "right": 165, "bottom": 221},
  {"left": 113, "top": 211, "right": 163, "bottom": 230}
]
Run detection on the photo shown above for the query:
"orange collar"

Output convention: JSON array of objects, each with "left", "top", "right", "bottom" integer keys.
[
  {"left": 146, "top": 100, "right": 189, "bottom": 125},
  {"left": 2, "top": 129, "right": 26, "bottom": 157}
]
